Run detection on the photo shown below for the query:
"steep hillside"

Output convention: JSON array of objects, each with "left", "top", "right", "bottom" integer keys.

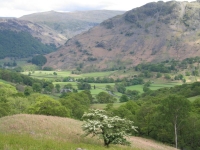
[
  {"left": 45, "top": 1, "right": 200, "bottom": 71},
  {"left": 0, "top": 30, "right": 55, "bottom": 58},
  {"left": 20, "top": 10, "right": 125, "bottom": 38},
  {"left": 0, "top": 114, "right": 177, "bottom": 150},
  {"left": 0, "top": 18, "right": 67, "bottom": 48}
]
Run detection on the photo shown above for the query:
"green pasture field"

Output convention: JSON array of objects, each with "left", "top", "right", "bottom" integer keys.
[
  {"left": 188, "top": 95, "right": 200, "bottom": 102},
  {"left": 15, "top": 58, "right": 32, "bottom": 67},
  {"left": 91, "top": 103, "right": 124, "bottom": 110},
  {"left": 126, "top": 85, "right": 144, "bottom": 93},
  {"left": 53, "top": 82, "right": 115, "bottom": 91},
  {"left": 22, "top": 70, "right": 115, "bottom": 80},
  {"left": 22, "top": 71, "right": 72, "bottom": 79},
  {"left": 21, "top": 70, "right": 183, "bottom": 100},
  {"left": 126, "top": 82, "right": 182, "bottom": 94},
  {"left": 111, "top": 69, "right": 140, "bottom": 78},
  {"left": 114, "top": 92, "right": 123, "bottom": 97},
  {"left": 90, "top": 88, "right": 105, "bottom": 96},
  {"left": 22, "top": 64, "right": 40, "bottom": 72},
  {"left": 149, "top": 82, "right": 182, "bottom": 90},
  {"left": 53, "top": 82, "right": 120, "bottom": 98},
  {"left": 92, "top": 83, "right": 115, "bottom": 88},
  {"left": 81, "top": 71, "right": 115, "bottom": 77},
  {"left": 53, "top": 82, "right": 77, "bottom": 87},
  {"left": 89, "top": 83, "right": 122, "bottom": 98},
  {"left": 55, "top": 80, "right": 179, "bottom": 94},
  {"left": 0, "top": 58, "right": 40, "bottom": 72}
]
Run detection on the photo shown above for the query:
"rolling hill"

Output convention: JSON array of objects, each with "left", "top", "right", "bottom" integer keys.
[
  {"left": 0, "top": 114, "right": 177, "bottom": 150},
  {"left": 44, "top": 1, "right": 200, "bottom": 71},
  {"left": 20, "top": 10, "right": 125, "bottom": 39}
]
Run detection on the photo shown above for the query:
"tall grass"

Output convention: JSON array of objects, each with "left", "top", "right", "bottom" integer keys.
[
  {"left": 0, "top": 114, "right": 138, "bottom": 150},
  {"left": 0, "top": 114, "right": 177, "bottom": 150},
  {"left": 0, "top": 134, "right": 138, "bottom": 150}
]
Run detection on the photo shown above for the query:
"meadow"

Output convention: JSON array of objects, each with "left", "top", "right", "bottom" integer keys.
[
  {"left": 91, "top": 103, "right": 124, "bottom": 109},
  {"left": 126, "top": 82, "right": 181, "bottom": 93},
  {"left": 22, "top": 70, "right": 115, "bottom": 80},
  {"left": 0, "top": 114, "right": 177, "bottom": 150}
]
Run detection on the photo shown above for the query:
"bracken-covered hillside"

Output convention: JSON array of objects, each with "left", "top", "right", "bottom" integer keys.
[{"left": 45, "top": 1, "right": 200, "bottom": 71}]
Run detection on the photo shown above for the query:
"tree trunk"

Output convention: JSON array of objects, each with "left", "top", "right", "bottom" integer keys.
[
  {"left": 104, "top": 139, "right": 110, "bottom": 147},
  {"left": 174, "top": 121, "right": 178, "bottom": 149},
  {"left": 103, "top": 133, "right": 110, "bottom": 147}
]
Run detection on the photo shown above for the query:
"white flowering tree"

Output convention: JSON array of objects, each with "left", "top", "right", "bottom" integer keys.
[{"left": 82, "top": 109, "right": 137, "bottom": 147}]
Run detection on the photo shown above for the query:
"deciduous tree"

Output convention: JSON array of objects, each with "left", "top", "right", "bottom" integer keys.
[
  {"left": 82, "top": 109, "right": 137, "bottom": 147},
  {"left": 96, "top": 92, "right": 116, "bottom": 103},
  {"left": 28, "top": 95, "right": 70, "bottom": 117},
  {"left": 159, "top": 95, "right": 190, "bottom": 148}
]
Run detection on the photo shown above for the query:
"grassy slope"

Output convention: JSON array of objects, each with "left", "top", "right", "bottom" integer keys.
[
  {"left": 188, "top": 95, "right": 200, "bottom": 102},
  {"left": 0, "top": 114, "right": 177, "bottom": 150},
  {"left": 0, "top": 79, "right": 9, "bottom": 84},
  {"left": 22, "top": 70, "right": 115, "bottom": 79}
]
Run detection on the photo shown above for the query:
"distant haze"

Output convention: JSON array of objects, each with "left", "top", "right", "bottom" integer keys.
[{"left": 0, "top": 0, "right": 194, "bottom": 17}]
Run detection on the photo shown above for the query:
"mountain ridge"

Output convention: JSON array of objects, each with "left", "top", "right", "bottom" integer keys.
[
  {"left": 44, "top": 1, "right": 200, "bottom": 71},
  {"left": 20, "top": 10, "right": 125, "bottom": 38},
  {"left": 0, "top": 10, "right": 125, "bottom": 59}
]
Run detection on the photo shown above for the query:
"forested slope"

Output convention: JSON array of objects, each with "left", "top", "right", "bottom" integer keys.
[{"left": 0, "top": 30, "right": 55, "bottom": 58}]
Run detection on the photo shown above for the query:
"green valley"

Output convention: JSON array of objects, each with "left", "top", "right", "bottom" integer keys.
[{"left": 1, "top": 1, "right": 200, "bottom": 150}]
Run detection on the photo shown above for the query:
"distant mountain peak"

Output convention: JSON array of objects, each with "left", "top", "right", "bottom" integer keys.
[{"left": 20, "top": 10, "right": 125, "bottom": 39}]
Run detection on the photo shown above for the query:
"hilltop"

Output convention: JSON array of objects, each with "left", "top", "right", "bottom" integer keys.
[
  {"left": 20, "top": 10, "right": 125, "bottom": 39},
  {"left": 44, "top": 1, "right": 200, "bottom": 71},
  {"left": 0, "top": 114, "right": 177, "bottom": 150}
]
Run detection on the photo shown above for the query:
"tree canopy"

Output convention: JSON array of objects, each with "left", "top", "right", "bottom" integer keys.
[
  {"left": 0, "top": 30, "right": 55, "bottom": 59},
  {"left": 32, "top": 55, "right": 47, "bottom": 66},
  {"left": 82, "top": 109, "right": 137, "bottom": 147},
  {"left": 159, "top": 95, "right": 191, "bottom": 148}
]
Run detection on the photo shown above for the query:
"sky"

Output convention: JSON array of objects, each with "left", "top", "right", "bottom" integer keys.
[{"left": 0, "top": 0, "right": 195, "bottom": 18}]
